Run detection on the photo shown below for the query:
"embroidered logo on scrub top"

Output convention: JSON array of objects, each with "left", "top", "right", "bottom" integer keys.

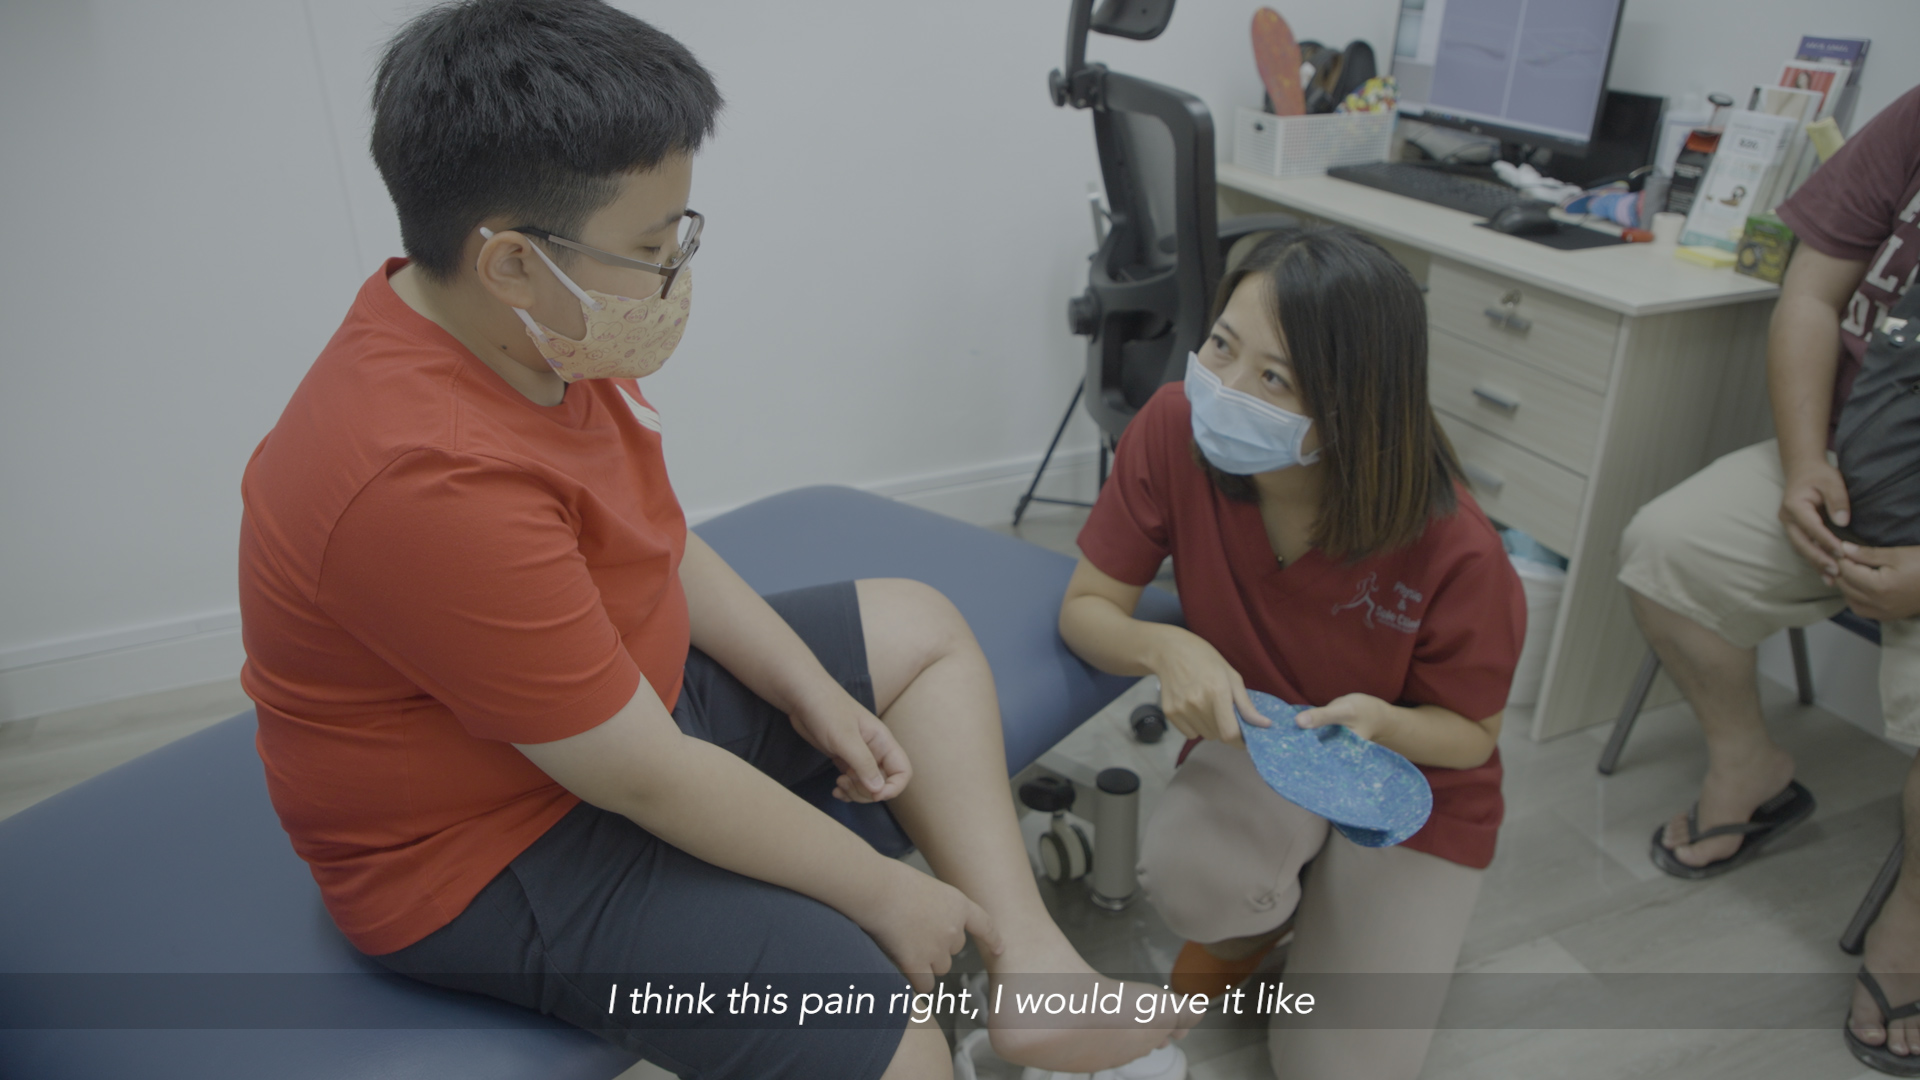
[{"left": 1330, "top": 573, "right": 1423, "bottom": 634}]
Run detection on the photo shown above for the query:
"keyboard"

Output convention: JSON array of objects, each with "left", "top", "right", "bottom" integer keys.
[{"left": 1326, "top": 162, "right": 1539, "bottom": 218}]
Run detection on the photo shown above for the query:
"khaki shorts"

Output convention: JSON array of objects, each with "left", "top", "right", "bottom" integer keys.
[{"left": 1618, "top": 438, "right": 1920, "bottom": 743}]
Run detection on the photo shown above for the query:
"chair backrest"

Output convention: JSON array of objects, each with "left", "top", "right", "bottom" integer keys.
[{"left": 1052, "top": 0, "right": 1222, "bottom": 444}]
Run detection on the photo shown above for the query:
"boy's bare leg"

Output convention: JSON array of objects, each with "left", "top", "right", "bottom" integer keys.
[
  {"left": 855, "top": 579, "right": 1198, "bottom": 1072},
  {"left": 1849, "top": 752, "right": 1920, "bottom": 1060},
  {"left": 1628, "top": 589, "right": 1796, "bottom": 867},
  {"left": 878, "top": 1020, "right": 954, "bottom": 1080}
]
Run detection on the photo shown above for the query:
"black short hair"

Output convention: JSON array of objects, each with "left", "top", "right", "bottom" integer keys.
[{"left": 371, "top": 0, "right": 723, "bottom": 280}]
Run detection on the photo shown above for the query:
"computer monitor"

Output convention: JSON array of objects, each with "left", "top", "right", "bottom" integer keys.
[{"left": 1391, "top": 0, "right": 1627, "bottom": 157}]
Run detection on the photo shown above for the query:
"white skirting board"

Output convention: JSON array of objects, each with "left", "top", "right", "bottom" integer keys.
[{"left": 0, "top": 447, "right": 1104, "bottom": 724}]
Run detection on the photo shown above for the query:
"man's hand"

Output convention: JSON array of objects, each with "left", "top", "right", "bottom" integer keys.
[
  {"left": 1148, "top": 628, "right": 1264, "bottom": 743},
  {"left": 1835, "top": 544, "right": 1920, "bottom": 622},
  {"left": 1779, "top": 459, "right": 1853, "bottom": 577},
  {"left": 1295, "top": 693, "right": 1400, "bottom": 743},
  {"left": 851, "top": 860, "right": 1003, "bottom": 992},
  {"left": 788, "top": 694, "right": 912, "bottom": 803}
]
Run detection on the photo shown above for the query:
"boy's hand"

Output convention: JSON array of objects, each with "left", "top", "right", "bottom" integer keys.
[
  {"left": 1295, "top": 693, "right": 1398, "bottom": 743},
  {"left": 789, "top": 695, "right": 912, "bottom": 803},
  {"left": 852, "top": 860, "right": 1002, "bottom": 993},
  {"left": 1835, "top": 543, "right": 1920, "bottom": 622},
  {"left": 1148, "top": 627, "right": 1264, "bottom": 743}
]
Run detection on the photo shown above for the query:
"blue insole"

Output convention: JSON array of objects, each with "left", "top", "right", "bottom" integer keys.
[{"left": 1237, "top": 690, "right": 1433, "bottom": 847}]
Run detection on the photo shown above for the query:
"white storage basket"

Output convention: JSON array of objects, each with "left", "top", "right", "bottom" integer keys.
[{"left": 1232, "top": 106, "right": 1396, "bottom": 179}]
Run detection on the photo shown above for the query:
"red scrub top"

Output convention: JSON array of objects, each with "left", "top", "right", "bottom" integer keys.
[{"left": 1078, "top": 384, "right": 1524, "bottom": 868}]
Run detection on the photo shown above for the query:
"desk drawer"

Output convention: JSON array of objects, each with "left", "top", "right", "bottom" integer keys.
[
  {"left": 1426, "top": 259, "right": 1621, "bottom": 392},
  {"left": 1428, "top": 328, "right": 1604, "bottom": 475},
  {"left": 1437, "top": 411, "right": 1585, "bottom": 555}
]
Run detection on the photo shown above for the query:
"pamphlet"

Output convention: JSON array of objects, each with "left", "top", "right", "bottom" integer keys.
[
  {"left": 1792, "top": 37, "right": 1869, "bottom": 131},
  {"left": 1754, "top": 82, "right": 1824, "bottom": 199},
  {"left": 1680, "top": 110, "right": 1798, "bottom": 252},
  {"left": 1795, "top": 36, "right": 1869, "bottom": 86}
]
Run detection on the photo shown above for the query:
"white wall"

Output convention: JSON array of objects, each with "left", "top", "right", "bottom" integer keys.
[
  {"left": 2, "top": 0, "right": 1916, "bottom": 722},
  {"left": 1609, "top": 0, "right": 1911, "bottom": 132}
]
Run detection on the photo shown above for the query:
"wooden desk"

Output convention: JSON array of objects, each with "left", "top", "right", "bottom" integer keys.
[{"left": 1217, "top": 165, "right": 1782, "bottom": 740}]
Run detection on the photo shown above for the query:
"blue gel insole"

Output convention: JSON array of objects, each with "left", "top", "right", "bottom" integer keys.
[{"left": 1237, "top": 690, "right": 1433, "bottom": 848}]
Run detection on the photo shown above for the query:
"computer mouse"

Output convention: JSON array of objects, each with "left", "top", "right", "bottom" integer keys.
[{"left": 1488, "top": 204, "right": 1559, "bottom": 236}]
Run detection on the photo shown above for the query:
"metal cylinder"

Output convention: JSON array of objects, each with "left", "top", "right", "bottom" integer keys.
[{"left": 1088, "top": 767, "right": 1141, "bottom": 910}]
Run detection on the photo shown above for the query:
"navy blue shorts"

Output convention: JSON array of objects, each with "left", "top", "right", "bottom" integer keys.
[{"left": 370, "top": 582, "right": 910, "bottom": 1080}]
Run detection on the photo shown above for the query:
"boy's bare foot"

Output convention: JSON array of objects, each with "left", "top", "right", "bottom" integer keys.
[
  {"left": 1659, "top": 746, "right": 1795, "bottom": 868},
  {"left": 984, "top": 941, "right": 1203, "bottom": 1073},
  {"left": 1850, "top": 886, "right": 1920, "bottom": 1061}
]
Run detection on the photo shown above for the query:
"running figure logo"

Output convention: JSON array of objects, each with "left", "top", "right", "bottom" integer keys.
[{"left": 1330, "top": 573, "right": 1423, "bottom": 633}]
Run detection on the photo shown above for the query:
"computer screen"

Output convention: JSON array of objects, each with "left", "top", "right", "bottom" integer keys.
[{"left": 1391, "top": 0, "right": 1627, "bottom": 155}]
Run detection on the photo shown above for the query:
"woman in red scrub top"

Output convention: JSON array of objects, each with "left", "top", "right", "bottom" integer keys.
[{"left": 1059, "top": 226, "right": 1526, "bottom": 1080}]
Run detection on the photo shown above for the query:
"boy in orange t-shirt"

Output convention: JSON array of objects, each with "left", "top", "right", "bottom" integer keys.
[{"left": 237, "top": 2, "right": 1192, "bottom": 1077}]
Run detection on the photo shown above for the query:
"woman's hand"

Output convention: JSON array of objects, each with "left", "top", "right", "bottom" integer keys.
[
  {"left": 788, "top": 693, "right": 912, "bottom": 803},
  {"left": 1148, "top": 627, "right": 1265, "bottom": 743},
  {"left": 1295, "top": 693, "right": 1401, "bottom": 743},
  {"left": 849, "top": 859, "right": 1003, "bottom": 993},
  {"left": 1297, "top": 695, "right": 1501, "bottom": 769}
]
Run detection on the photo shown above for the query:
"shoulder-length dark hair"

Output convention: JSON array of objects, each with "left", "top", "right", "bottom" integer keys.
[{"left": 1197, "top": 225, "right": 1463, "bottom": 560}]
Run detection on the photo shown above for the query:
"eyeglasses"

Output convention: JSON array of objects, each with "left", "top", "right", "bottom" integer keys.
[{"left": 508, "top": 210, "right": 703, "bottom": 299}]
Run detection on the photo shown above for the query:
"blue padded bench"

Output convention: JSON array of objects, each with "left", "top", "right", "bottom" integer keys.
[{"left": 0, "top": 485, "right": 1179, "bottom": 1080}]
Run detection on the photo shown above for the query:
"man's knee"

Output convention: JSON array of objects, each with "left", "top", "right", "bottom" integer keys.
[{"left": 1619, "top": 493, "right": 1687, "bottom": 575}]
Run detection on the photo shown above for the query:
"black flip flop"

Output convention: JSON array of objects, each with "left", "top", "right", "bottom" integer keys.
[
  {"left": 1847, "top": 966, "right": 1920, "bottom": 1076},
  {"left": 1647, "top": 779, "right": 1816, "bottom": 880}
]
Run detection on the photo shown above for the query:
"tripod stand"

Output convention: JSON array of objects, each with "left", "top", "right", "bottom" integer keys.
[{"left": 1011, "top": 383, "right": 1110, "bottom": 528}]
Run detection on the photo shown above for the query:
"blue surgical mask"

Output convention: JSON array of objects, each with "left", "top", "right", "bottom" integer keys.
[{"left": 1185, "top": 352, "right": 1321, "bottom": 474}]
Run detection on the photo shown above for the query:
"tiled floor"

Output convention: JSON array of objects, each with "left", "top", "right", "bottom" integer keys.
[{"left": 0, "top": 501, "right": 1907, "bottom": 1079}]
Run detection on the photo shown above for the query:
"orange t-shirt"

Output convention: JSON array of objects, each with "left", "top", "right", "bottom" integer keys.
[{"left": 238, "top": 259, "right": 689, "bottom": 955}]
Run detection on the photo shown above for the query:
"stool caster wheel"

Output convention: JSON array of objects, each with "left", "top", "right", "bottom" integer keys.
[
  {"left": 1130, "top": 703, "right": 1167, "bottom": 744},
  {"left": 1038, "top": 823, "right": 1092, "bottom": 883},
  {"left": 1019, "top": 776, "right": 1093, "bottom": 883}
]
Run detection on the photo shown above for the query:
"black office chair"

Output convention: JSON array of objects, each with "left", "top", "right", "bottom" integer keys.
[{"left": 1014, "top": 0, "right": 1297, "bottom": 525}]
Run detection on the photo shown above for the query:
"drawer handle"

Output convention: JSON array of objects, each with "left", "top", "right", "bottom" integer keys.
[
  {"left": 1471, "top": 385, "right": 1521, "bottom": 413},
  {"left": 1463, "top": 463, "right": 1505, "bottom": 494},
  {"left": 1483, "top": 289, "right": 1533, "bottom": 334},
  {"left": 1481, "top": 306, "right": 1534, "bottom": 334}
]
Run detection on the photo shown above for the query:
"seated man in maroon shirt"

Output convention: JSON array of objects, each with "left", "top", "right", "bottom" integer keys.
[{"left": 1618, "top": 84, "right": 1920, "bottom": 1073}]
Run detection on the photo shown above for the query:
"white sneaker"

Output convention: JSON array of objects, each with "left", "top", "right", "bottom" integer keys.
[
  {"left": 954, "top": 1028, "right": 1188, "bottom": 1080},
  {"left": 1019, "top": 1043, "right": 1188, "bottom": 1080}
]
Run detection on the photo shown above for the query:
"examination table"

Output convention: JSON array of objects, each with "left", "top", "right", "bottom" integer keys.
[{"left": 0, "top": 485, "right": 1180, "bottom": 1079}]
